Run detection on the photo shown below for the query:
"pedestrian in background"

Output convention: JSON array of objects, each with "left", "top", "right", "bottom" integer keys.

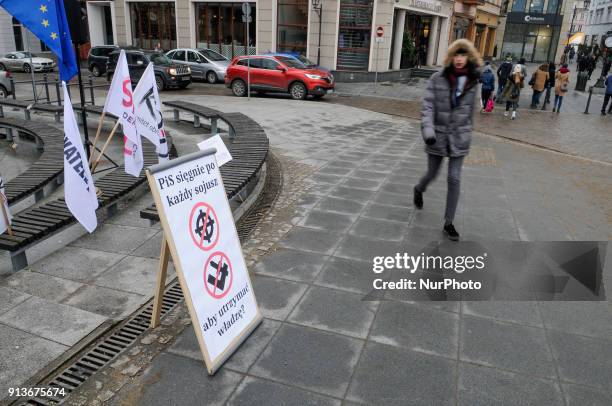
[
  {"left": 569, "top": 48, "right": 576, "bottom": 63},
  {"left": 480, "top": 61, "right": 495, "bottom": 112},
  {"left": 496, "top": 56, "right": 513, "bottom": 103},
  {"left": 587, "top": 55, "right": 597, "bottom": 80},
  {"left": 544, "top": 61, "right": 556, "bottom": 106},
  {"left": 601, "top": 73, "right": 612, "bottom": 115},
  {"left": 414, "top": 39, "right": 482, "bottom": 241},
  {"left": 530, "top": 63, "right": 549, "bottom": 108},
  {"left": 553, "top": 64, "right": 570, "bottom": 113},
  {"left": 502, "top": 64, "right": 524, "bottom": 120}
]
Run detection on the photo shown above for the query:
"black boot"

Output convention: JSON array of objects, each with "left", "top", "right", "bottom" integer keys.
[
  {"left": 413, "top": 186, "right": 423, "bottom": 209},
  {"left": 443, "top": 223, "right": 460, "bottom": 241}
]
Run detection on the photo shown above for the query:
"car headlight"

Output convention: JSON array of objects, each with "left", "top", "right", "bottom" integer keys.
[
  {"left": 168, "top": 68, "right": 178, "bottom": 75},
  {"left": 186, "top": 67, "right": 191, "bottom": 74},
  {"left": 305, "top": 74, "right": 322, "bottom": 79}
]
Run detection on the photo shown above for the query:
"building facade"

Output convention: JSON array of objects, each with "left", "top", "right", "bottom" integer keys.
[
  {"left": 583, "top": 0, "right": 612, "bottom": 46},
  {"left": 496, "top": 0, "right": 576, "bottom": 62},
  {"left": 0, "top": 9, "right": 49, "bottom": 57}
]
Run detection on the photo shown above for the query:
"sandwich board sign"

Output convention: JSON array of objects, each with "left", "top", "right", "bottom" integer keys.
[{"left": 146, "top": 148, "right": 262, "bottom": 374}]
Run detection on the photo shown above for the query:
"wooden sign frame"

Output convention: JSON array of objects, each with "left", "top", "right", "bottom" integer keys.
[{"left": 146, "top": 148, "right": 263, "bottom": 375}]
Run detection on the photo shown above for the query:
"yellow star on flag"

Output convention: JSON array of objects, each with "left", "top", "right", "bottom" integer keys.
[
  {"left": 40, "top": 4, "right": 47, "bottom": 12},
  {"left": 50, "top": 32, "right": 58, "bottom": 40},
  {"left": 42, "top": 19, "right": 49, "bottom": 28}
]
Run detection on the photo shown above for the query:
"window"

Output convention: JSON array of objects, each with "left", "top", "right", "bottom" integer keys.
[
  {"left": 172, "top": 50, "right": 186, "bottom": 61},
  {"left": 129, "top": 2, "right": 177, "bottom": 50},
  {"left": 12, "top": 17, "right": 23, "bottom": 51},
  {"left": 276, "top": 56, "right": 307, "bottom": 68},
  {"left": 166, "top": 50, "right": 176, "bottom": 59},
  {"left": 188, "top": 51, "right": 200, "bottom": 62},
  {"left": 277, "top": 0, "right": 308, "bottom": 53},
  {"left": 337, "top": 0, "right": 374, "bottom": 71},
  {"left": 128, "top": 53, "right": 146, "bottom": 66},
  {"left": 260, "top": 58, "right": 280, "bottom": 69},
  {"left": 195, "top": 3, "right": 256, "bottom": 59},
  {"left": 512, "top": 0, "right": 527, "bottom": 12},
  {"left": 198, "top": 49, "right": 228, "bottom": 61},
  {"left": 527, "top": 0, "right": 544, "bottom": 13}
]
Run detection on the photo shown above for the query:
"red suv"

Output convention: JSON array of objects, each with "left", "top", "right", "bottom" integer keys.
[{"left": 225, "top": 55, "right": 334, "bottom": 100}]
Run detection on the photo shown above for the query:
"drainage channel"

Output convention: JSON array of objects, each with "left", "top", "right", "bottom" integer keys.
[{"left": 13, "top": 154, "right": 282, "bottom": 406}]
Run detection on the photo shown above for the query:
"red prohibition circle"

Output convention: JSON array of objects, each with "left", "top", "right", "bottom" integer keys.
[
  {"left": 203, "top": 251, "right": 233, "bottom": 299},
  {"left": 188, "top": 202, "right": 219, "bottom": 251}
]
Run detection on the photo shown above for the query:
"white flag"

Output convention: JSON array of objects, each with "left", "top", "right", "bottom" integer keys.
[
  {"left": 0, "top": 176, "right": 12, "bottom": 235},
  {"left": 133, "top": 63, "right": 169, "bottom": 162},
  {"left": 103, "top": 50, "right": 144, "bottom": 176},
  {"left": 63, "top": 82, "right": 98, "bottom": 233}
]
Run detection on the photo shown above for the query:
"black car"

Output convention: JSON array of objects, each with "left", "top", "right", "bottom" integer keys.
[
  {"left": 106, "top": 49, "right": 191, "bottom": 91},
  {"left": 88, "top": 45, "right": 119, "bottom": 77}
]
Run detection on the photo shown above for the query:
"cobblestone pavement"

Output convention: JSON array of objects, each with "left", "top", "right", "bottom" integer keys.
[{"left": 55, "top": 95, "right": 612, "bottom": 406}]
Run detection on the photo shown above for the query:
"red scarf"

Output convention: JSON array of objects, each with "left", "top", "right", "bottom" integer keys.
[
  {"left": 449, "top": 66, "right": 469, "bottom": 92},
  {"left": 559, "top": 67, "right": 569, "bottom": 73}
]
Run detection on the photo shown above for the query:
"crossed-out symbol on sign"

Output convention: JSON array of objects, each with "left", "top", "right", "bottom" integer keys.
[
  {"left": 189, "top": 202, "right": 219, "bottom": 251},
  {"left": 204, "top": 251, "right": 233, "bottom": 299}
]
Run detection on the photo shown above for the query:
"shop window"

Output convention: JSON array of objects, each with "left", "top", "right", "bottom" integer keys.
[
  {"left": 12, "top": 17, "right": 23, "bottom": 51},
  {"left": 527, "top": 0, "right": 544, "bottom": 13},
  {"left": 511, "top": 0, "right": 526, "bottom": 12},
  {"left": 337, "top": 0, "right": 374, "bottom": 71},
  {"left": 277, "top": 0, "right": 309, "bottom": 53},
  {"left": 452, "top": 17, "right": 470, "bottom": 41},
  {"left": 129, "top": 2, "right": 177, "bottom": 50},
  {"left": 547, "top": 0, "right": 560, "bottom": 14},
  {"left": 195, "top": 2, "right": 256, "bottom": 59}
]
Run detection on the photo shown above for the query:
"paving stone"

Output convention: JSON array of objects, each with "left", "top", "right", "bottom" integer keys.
[
  {"left": 314, "top": 256, "right": 374, "bottom": 294},
  {"left": 547, "top": 330, "right": 612, "bottom": 391},
  {"left": 251, "top": 275, "right": 308, "bottom": 320},
  {"left": 460, "top": 315, "right": 557, "bottom": 379},
  {"left": 351, "top": 170, "right": 385, "bottom": 180},
  {"left": 463, "top": 213, "right": 519, "bottom": 240},
  {"left": 340, "top": 177, "right": 383, "bottom": 191},
  {"left": 0, "top": 286, "right": 30, "bottom": 314},
  {"left": 278, "top": 226, "right": 342, "bottom": 255},
  {"left": 346, "top": 341, "right": 455, "bottom": 406},
  {"left": 105, "top": 194, "right": 159, "bottom": 229},
  {"left": 0, "top": 325, "right": 68, "bottom": 402},
  {"left": 228, "top": 376, "right": 341, "bottom": 406},
  {"left": 296, "top": 193, "right": 323, "bottom": 209},
  {"left": 370, "top": 301, "right": 459, "bottom": 358},
  {"left": 69, "top": 224, "right": 158, "bottom": 254},
  {"left": 298, "top": 210, "right": 357, "bottom": 233},
  {"left": 349, "top": 218, "right": 409, "bottom": 242},
  {"left": 92, "top": 256, "right": 171, "bottom": 296},
  {"left": 1, "top": 271, "right": 84, "bottom": 302},
  {"left": 288, "top": 286, "right": 378, "bottom": 338},
  {"left": 380, "top": 182, "right": 412, "bottom": 195},
  {"left": 0, "top": 296, "right": 107, "bottom": 346},
  {"left": 250, "top": 324, "right": 363, "bottom": 397},
  {"left": 253, "top": 248, "right": 328, "bottom": 282},
  {"left": 112, "top": 352, "right": 241, "bottom": 406},
  {"left": 537, "top": 302, "right": 612, "bottom": 340},
  {"left": 362, "top": 203, "right": 413, "bottom": 222},
  {"left": 317, "top": 166, "right": 354, "bottom": 176},
  {"left": 334, "top": 235, "right": 404, "bottom": 263},
  {"left": 462, "top": 301, "right": 544, "bottom": 327},
  {"left": 372, "top": 191, "right": 412, "bottom": 208},
  {"left": 29, "top": 246, "right": 125, "bottom": 283},
  {"left": 309, "top": 173, "right": 346, "bottom": 185},
  {"left": 63, "top": 285, "right": 147, "bottom": 320},
  {"left": 130, "top": 231, "right": 164, "bottom": 259},
  {"left": 403, "top": 225, "right": 445, "bottom": 245},
  {"left": 457, "top": 362, "right": 564, "bottom": 406},
  {"left": 315, "top": 196, "right": 366, "bottom": 214},
  {"left": 562, "top": 382, "right": 612, "bottom": 406},
  {"left": 330, "top": 185, "right": 377, "bottom": 201}
]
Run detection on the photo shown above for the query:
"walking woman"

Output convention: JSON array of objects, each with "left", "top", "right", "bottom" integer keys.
[
  {"left": 553, "top": 64, "right": 570, "bottom": 113},
  {"left": 502, "top": 64, "right": 524, "bottom": 119},
  {"left": 413, "top": 39, "right": 482, "bottom": 241},
  {"left": 530, "top": 63, "right": 549, "bottom": 108}
]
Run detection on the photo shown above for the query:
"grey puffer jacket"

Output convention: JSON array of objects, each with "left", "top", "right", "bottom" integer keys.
[{"left": 421, "top": 70, "right": 478, "bottom": 157}]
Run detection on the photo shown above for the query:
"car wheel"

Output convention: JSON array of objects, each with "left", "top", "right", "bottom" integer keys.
[
  {"left": 206, "top": 71, "right": 217, "bottom": 84},
  {"left": 0, "top": 63, "right": 6, "bottom": 71},
  {"left": 290, "top": 82, "right": 307, "bottom": 100},
  {"left": 23, "top": 63, "right": 31, "bottom": 73},
  {"left": 155, "top": 75, "right": 165, "bottom": 91},
  {"left": 232, "top": 79, "right": 247, "bottom": 97},
  {"left": 91, "top": 65, "right": 101, "bottom": 77},
  {"left": 0, "top": 85, "right": 7, "bottom": 98}
]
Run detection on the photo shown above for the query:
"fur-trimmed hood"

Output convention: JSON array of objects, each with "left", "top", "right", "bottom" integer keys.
[{"left": 443, "top": 39, "right": 483, "bottom": 68}]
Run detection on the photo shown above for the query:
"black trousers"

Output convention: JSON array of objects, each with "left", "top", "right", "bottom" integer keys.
[{"left": 603, "top": 93, "right": 612, "bottom": 113}]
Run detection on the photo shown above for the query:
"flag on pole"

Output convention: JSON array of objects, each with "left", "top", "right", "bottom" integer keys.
[
  {"left": 103, "top": 50, "right": 143, "bottom": 176},
  {"left": 0, "top": 176, "right": 12, "bottom": 235},
  {"left": 62, "top": 82, "right": 98, "bottom": 233},
  {"left": 133, "top": 63, "right": 169, "bottom": 162},
  {"left": 0, "top": 0, "right": 77, "bottom": 81}
]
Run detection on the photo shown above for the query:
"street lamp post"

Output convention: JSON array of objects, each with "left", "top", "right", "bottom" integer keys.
[{"left": 312, "top": 0, "right": 323, "bottom": 65}]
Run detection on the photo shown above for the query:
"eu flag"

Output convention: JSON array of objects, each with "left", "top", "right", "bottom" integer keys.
[{"left": 0, "top": 0, "right": 77, "bottom": 81}]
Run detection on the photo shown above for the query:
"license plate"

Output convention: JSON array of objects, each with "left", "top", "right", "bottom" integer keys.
[
  {"left": 181, "top": 76, "right": 191, "bottom": 81},
  {"left": 326, "top": 89, "right": 334, "bottom": 94}
]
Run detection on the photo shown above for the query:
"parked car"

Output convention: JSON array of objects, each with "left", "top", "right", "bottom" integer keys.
[
  {"left": 264, "top": 52, "right": 330, "bottom": 73},
  {"left": 0, "top": 68, "right": 12, "bottom": 98},
  {"left": 225, "top": 55, "right": 334, "bottom": 100},
  {"left": 88, "top": 45, "right": 119, "bottom": 77},
  {"left": 0, "top": 52, "right": 55, "bottom": 73},
  {"left": 106, "top": 49, "right": 191, "bottom": 91},
  {"left": 166, "top": 48, "right": 230, "bottom": 84}
]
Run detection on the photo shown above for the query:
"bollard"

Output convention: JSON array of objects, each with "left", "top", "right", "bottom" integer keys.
[
  {"left": 55, "top": 80, "right": 61, "bottom": 106},
  {"left": 43, "top": 73, "right": 50, "bottom": 104},
  {"left": 584, "top": 86, "right": 593, "bottom": 114},
  {"left": 89, "top": 75, "right": 95, "bottom": 105},
  {"left": 10, "top": 77, "right": 15, "bottom": 99}
]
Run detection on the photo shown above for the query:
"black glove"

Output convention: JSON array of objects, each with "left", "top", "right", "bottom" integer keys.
[{"left": 425, "top": 137, "right": 436, "bottom": 146}]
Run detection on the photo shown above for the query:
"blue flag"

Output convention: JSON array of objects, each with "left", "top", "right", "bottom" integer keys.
[{"left": 0, "top": 0, "right": 77, "bottom": 81}]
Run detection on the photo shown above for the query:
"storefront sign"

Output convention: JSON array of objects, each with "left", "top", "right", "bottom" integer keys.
[
  {"left": 506, "top": 12, "right": 562, "bottom": 26},
  {"left": 407, "top": 0, "right": 442, "bottom": 14}
]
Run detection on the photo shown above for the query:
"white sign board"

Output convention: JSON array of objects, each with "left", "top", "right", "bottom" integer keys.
[
  {"left": 146, "top": 149, "right": 262, "bottom": 374},
  {"left": 197, "top": 134, "right": 233, "bottom": 167},
  {"left": 375, "top": 37, "right": 384, "bottom": 43}
]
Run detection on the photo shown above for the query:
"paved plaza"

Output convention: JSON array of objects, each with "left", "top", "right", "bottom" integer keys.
[{"left": 0, "top": 85, "right": 610, "bottom": 405}]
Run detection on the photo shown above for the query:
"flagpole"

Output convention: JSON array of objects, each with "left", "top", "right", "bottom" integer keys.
[
  {"left": 91, "top": 120, "right": 120, "bottom": 172},
  {"left": 74, "top": 43, "right": 91, "bottom": 162},
  {"left": 25, "top": 32, "right": 37, "bottom": 103},
  {"left": 89, "top": 111, "right": 106, "bottom": 165}
]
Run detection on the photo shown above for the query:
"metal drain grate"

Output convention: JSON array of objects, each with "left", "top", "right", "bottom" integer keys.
[{"left": 14, "top": 154, "right": 281, "bottom": 406}]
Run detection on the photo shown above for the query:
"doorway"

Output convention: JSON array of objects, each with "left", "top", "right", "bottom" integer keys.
[
  {"left": 86, "top": 2, "right": 115, "bottom": 45},
  {"left": 402, "top": 13, "right": 432, "bottom": 68}
]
